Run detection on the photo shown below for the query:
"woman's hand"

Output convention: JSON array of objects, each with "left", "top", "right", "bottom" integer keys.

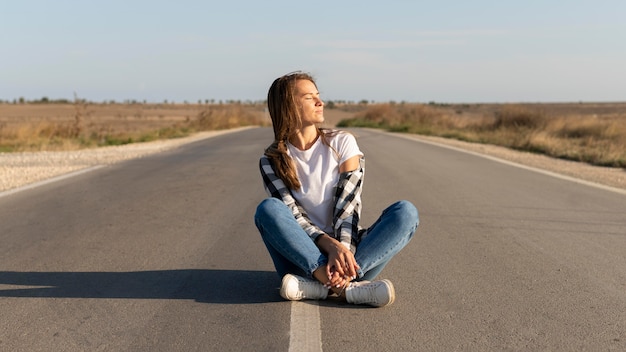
[{"left": 316, "top": 234, "right": 360, "bottom": 289}]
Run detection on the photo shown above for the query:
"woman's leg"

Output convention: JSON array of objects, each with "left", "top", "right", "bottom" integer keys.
[
  {"left": 354, "top": 200, "right": 419, "bottom": 281},
  {"left": 254, "top": 198, "right": 327, "bottom": 279}
]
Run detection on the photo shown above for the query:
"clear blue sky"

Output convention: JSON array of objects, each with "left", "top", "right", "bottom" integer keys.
[{"left": 1, "top": 0, "right": 625, "bottom": 103}]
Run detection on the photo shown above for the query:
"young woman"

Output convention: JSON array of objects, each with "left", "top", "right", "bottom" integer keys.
[{"left": 254, "top": 72, "right": 419, "bottom": 307}]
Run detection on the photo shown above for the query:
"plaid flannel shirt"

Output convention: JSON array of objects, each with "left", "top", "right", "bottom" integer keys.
[{"left": 259, "top": 155, "right": 366, "bottom": 253}]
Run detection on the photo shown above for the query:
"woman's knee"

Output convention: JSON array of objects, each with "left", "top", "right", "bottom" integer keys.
[
  {"left": 391, "top": 200, "right": 419, "bottom": 225},
  {"left": 255, "top": 197, "right": 284, "bottom": 219}
]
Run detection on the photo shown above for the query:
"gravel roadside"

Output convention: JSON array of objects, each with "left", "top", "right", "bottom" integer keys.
[
  {"left": 1, "top": 126, "right": 625, "bottom": 194},
  {"left": 0, "top": 128, "right": 253, "bottom": 193},
  {"left": 397, "top": 132, "right": 626, "bottom": 192}
]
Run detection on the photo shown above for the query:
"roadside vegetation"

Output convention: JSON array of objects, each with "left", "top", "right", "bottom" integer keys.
[
  {"left": 338, "top": 102, "right": 626, "bottom": 168},
  {"left": 0, "top": 98, "right": 268, "bottom": 153},
  {"left": 2, "top": 97, "right": 625, "bottom": 169}
]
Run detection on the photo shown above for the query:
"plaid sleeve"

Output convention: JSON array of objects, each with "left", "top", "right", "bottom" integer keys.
[
  {"left": 332, "top": 157, "right": 365, "bottom": 253},
  {"left": 259, "top": 156, "right": 326, "bottom": 241}
]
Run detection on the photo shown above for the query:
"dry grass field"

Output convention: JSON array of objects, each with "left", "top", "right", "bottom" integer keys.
[
  {"left": 0, "top": 102, "right": 268, "bottom": 152},
  {"left": 1, "top": 101, "right": 625, "bottom": 169},
  {"left": 338, "top": 102, "right": 626, "bottom": 168}
]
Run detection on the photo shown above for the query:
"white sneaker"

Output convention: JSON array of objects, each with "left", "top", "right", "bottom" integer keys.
[
  {"left": 345, "top": 279, "right": 395, "bottom": 307},
  {"left": 280, "top": 274, "right": 328, "bottom": 301}
]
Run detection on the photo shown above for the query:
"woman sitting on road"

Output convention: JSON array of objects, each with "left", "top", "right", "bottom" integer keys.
[{"left": 254, "top": 71, "right": 419, "bottom": 307}]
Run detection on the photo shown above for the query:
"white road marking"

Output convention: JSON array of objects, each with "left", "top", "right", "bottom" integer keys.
[
  {"left": 0, "top": 126, "right": 258, "bottom": 199},
  {"left": 0, "top": 165, "right": 105, "bottom": 198},
  {"left": 289, "top": 301, "right": 323, "bottom": 352},
  {"left": 389, "top": 131, "right": 626, "bottom": 196}
]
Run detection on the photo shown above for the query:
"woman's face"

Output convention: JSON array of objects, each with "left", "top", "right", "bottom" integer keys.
[{"left": 295, "top": 79, "right": 324, "bottom": 126}]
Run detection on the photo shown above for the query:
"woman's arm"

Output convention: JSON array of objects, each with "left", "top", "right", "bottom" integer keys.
[
  {"left": 259, "top": 156, "right": 326, "bottom": 241},
  {"left": 332, "top": 156, "right": 365, "bottom": 253},
  {"left": 340, "top": 155, "right": 360, "bottom": 173}
]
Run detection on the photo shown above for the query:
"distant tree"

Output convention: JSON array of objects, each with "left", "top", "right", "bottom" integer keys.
[{"left": 18, "top": 97, "right": 25, "bottom": 104}]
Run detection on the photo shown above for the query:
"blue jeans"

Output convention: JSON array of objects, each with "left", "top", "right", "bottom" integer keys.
[{"left": 254, "top": 198, "right": 419, "bottom": 281}]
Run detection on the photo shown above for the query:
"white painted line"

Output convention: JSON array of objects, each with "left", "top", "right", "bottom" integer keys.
[
  {"left": 0, "top": 127, "right": 258, "bottom": 199},
  {"left": 386, "top": 131, "right": 626, "bottom": 196},
  {"left": 289, "top": 301, "right": 323, "bottom": 352},
  {"left": 0, "top": 165, "right": 105, "bottom": 198}
]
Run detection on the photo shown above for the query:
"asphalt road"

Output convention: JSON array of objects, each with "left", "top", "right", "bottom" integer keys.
[{"left": 1, "top": 127, "right": 625, "bottom": 351}]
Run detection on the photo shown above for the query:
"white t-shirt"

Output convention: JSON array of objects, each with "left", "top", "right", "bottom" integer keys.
[{"left": 287, "top": 131, "right": 363, "bottom": 233}]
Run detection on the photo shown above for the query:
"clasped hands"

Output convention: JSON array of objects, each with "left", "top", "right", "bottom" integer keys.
[{"left": 316, "top": 234, "right": 360, "bottom": 290}]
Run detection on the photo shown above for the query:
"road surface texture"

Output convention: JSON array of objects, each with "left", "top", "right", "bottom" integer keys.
[{"left": 1, "top": 127, "right": 625, "bottom": 351}]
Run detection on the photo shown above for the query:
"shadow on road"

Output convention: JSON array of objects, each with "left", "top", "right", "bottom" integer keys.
[{"left": 0, "top": 269, "right": 281, "bottom": 304}]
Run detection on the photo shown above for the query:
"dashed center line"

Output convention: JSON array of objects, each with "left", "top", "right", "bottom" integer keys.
[{"left": 289, "top": 301, "right": 323, "bottom": 352}]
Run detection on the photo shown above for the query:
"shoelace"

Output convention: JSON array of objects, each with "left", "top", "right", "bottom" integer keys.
[
  {"left": 297, "top": 278, "right": 321, "bottom": 299},
  {"left": 354, "top": 283, "right": 379, "bottom": 304}
]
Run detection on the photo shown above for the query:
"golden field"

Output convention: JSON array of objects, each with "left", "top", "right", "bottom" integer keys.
[
  {"left": 0, "top": 102, "right": 268, "bottom": 152},
  {"left": 1, "top": 101, "right": 625, "bottom": 168},
  {"left": 338, "top": 102, "right": 626, "bottom": 168}
]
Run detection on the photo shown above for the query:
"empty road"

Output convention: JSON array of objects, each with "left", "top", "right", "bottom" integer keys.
[{"left": 1, "top": 127, "right": 625, "bottom": 351}]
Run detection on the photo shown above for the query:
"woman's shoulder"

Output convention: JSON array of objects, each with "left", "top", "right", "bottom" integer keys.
[
  {"left": 322, "top": 129, "right": 357, "bottom": 144},
  {"left": 330, "top": 131, "right": 359, "bottom": 153},
  {"left": 321, "top": 129, "right": 362, "bottom": 162}
]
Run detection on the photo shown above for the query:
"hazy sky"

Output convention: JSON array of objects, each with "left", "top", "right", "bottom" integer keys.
[{"left": 2, "top": 0, "right": 625, "bottom": 103}]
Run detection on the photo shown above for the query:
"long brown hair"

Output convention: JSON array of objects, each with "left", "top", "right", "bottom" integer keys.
[{"left": 265, "top": 71, "right": 327, "bottom": 190}]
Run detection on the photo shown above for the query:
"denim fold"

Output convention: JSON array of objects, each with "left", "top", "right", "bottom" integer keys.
[{"left": 255, "top": 197, "right": 418, "bottom": 281}]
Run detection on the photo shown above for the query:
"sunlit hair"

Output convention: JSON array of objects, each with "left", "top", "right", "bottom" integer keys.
[{"left": 264, "top": 71, "right": 336, "bottom": 190}]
